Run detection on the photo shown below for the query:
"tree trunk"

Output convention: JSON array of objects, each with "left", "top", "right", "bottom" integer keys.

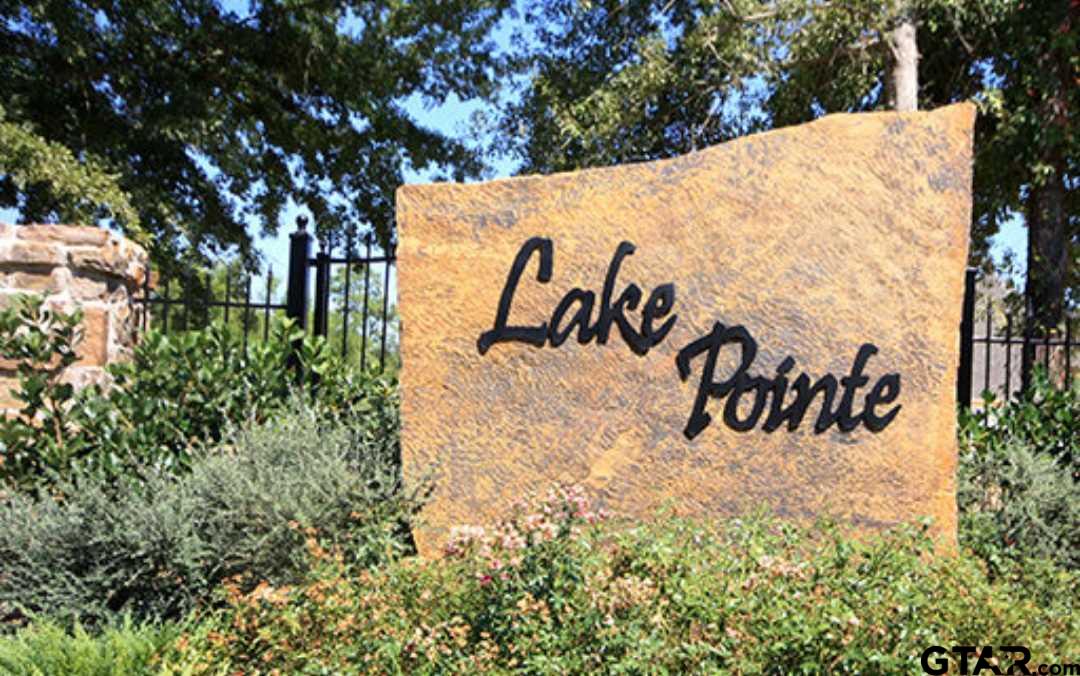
[
  {"left": 1021, "top": 157, "right": 1068, "bottom": 389},
  {"left": 1021, "top": 2, "right": 1074, "bottom": 389},
  {"left": 1025, "top": 158, "right": 1068, "bottom": 332},
  {"left": 885, "top": 17, "right": 918, "bottom": 111}
]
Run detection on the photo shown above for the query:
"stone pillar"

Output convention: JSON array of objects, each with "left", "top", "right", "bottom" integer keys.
[{"left": 0, "top": 224, "right": 148, "bottom": 412}]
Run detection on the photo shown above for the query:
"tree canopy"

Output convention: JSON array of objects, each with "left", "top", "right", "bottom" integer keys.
[
  {"left": 2, "top": 0, "right": 1074, "bottom": 324},
  {"left": 0, "top": 0, "right": 509, "bottom": 265},
  {"left": 0, "top": 104, "right": 138, "bottom": 229},
  {"left": 495, "top": 0, "right": 1077, "bottom": 324}
]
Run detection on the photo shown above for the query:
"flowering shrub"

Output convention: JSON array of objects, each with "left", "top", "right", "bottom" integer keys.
[
  {"left": 160, "top": 487, "right": 1079, "bottom": 674},
  {"left": 444, "top": 485, "right": 608, "bottom": 576}
]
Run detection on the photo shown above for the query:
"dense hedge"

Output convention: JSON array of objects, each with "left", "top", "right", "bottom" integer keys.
[
  {"left": 0, "top": 402, "right": 417, "bottom": 628},
  {"left": 0, "top": 295, "right": 391, "bottom": 495},
  {"left": 160, "top": 487, "right": 1079, "bottom": 674},
  {"left": 957, "top": 369, "right": 1079, "bottom": 574}
]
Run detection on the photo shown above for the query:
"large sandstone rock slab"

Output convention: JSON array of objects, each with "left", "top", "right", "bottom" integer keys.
[{"left": 397, "top": 103, "right": 974, "bottom": 556}]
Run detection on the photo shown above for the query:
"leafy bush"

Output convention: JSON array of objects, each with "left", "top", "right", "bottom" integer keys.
[
  {"left": 967, "top": 367, "right": 1077, "bottom": 471},
  {"left": 0, "top": 295, "right": 392, "bottom": 494},
  {"left": 0, "top": 296, "right": 85, "bottom": 491},
  {"left": 958, "top": 368, "right": 1079, "bottom": 574},
  {"left": 0, "top": 618, "right": 175, "bottom": 676},
  {"left": 162, "top": 487, "right": 1079, "bottom": 674},
  {"left": 0, "top": 403, "right": 419, "bottom": 628}
]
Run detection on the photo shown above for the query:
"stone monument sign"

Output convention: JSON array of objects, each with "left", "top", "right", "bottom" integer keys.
[{"left": 398, "top": 104, "right": 974, "bottom": 555}]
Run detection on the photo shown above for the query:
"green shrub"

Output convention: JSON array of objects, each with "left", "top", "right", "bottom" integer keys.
[
  {"left": 958, "top": 368, "right": 1079, "bottom": 574},
  {"left": 0, "top": 618, "right": 175, "bottom": 676},
  {"left": 0, "top": 296, "right": 85, "bottom": 491},
  {"left": 0, "top": 402, "right": 419, "bottom": 628},
  {"left": 162, "top": 487, "right": 1079, "bottom": 674},
  {"left": 0, "top": 295, "right": 392, "bottom": 494},
  {"left": 967, "top": 367, "right": 1078, "bottom": 471}
]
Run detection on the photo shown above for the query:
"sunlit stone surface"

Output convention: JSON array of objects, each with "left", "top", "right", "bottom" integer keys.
[{"left": 398, "top": 103, "right": 974, "bottom": 556}]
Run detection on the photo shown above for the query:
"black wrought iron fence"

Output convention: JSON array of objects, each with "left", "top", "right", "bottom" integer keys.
[
  {"left": 136, "top": 262, "right": 288, "bottom": 347},
  {"left": 957, "top": 268, "right": 1078, "bottom": 413},
  {"left": 134, "top": 217, "right": 398, "bottom": 374},
  {"left": 288, "top": 218, "right": 399, "bottom": 373}
]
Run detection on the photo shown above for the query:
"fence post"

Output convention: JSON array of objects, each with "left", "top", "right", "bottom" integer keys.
[
  {"left": 286, "top": 216, "right": 312, "bottom": 375},
  {"left": 957, "top": 267, "right": 976, "bottom": 410},
  {"left": 313, "top": 242, "right": 331, "bottom": 339},
  {"left": 1021, "top": 321, "right": 1034, "bottom": 395}
]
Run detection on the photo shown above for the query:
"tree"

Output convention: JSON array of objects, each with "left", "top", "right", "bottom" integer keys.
[
  {"left": 884, "top": 3, "right": 918, "bottom": 112},
  {"left": 0, "top": 105, "right": 138, "bottom": 230},
  {"left": 495, "top": 1, "right": 761, "bottom": 175},
  {"left": 0, "top": 0, "right": 510, "bottom": 266},
  {"left": 762, "top": 0, "right": 1077, "bottom": 332},
  {"left": 976, "top": 1, "right": 1077, "bottom": 333},
  {"left": 496, "top": 0, "right": 1076, "bottom": 327},
  {"left": 496, "top": 1, "right": 936, "bottom": 171}
]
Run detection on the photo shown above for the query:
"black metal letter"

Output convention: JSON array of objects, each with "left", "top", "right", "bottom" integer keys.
[
  {"left": 477, "top": 237, "right": 553, "bottom": 355},
  {"left": 549, "top": 288, "right": 596, "bottom": 347},
  {"left": 863, "top": 373, "right": 902, "bottom": 431},
  {"left": 642, "top": 283, "right": 677, "bottom": 348},
  {"left": 676, "top": 323, "right": 757, "bottom": 440},
  {"left": 593, "top": 241, "right": 648, "bottom": 353},
  {"left": 836, "top": 343, "right": 877, "bottom": 432}
]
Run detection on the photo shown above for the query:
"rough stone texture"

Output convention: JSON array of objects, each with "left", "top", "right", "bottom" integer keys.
[
  {"left": 0, "top": 375, "right": 21, "bottom": 412},
  {"left": 6, "top": 241, "right": 66, "bottom": 267},
  {"left": 398, "top": 104, "right": 975, "bottom": 556},
  {"left": 17, "top": 224, "right": 111, "bottom": 246},
  {"left": 0, "top": 225, "right": 148, "bottom": 414},
  {"left": 77, "top": 307, "right": 110, "bottom": 366}
]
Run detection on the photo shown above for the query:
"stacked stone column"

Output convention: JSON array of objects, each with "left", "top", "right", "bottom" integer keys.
[{"left": 0, "top": 224, "right": 148, "bottom": 412}]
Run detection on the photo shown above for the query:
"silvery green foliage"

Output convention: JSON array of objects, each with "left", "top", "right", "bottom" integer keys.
[
  {"left": 0, "top": 401, "right": 419, "bottom": 628},
  {"left": 959, "top": 437, "right": 1080, "bottom": 574},
  {"left": 958, "top": 372, "right": 1080, "bottom": 574}
]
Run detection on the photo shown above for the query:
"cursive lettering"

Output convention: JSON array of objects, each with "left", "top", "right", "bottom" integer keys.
[
  {"left": 477, "top": 238, "right": 902, "bottom": 438},
  {"left": 676, "top": 322, "right": 901, "bottom": 439},
  {"left": 477, "top": 238, "right": 677, "bottom": 356}
]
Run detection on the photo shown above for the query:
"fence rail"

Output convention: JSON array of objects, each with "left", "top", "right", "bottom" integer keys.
[
  {"left": 138, "top": 266, "right": 288, "bottom": 345},
  {"left": 135, "top": 217, "right": 398, "bottom": 373},
  {"left": 957, "top": 268, "right": 1078, "bottom": 413}
]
